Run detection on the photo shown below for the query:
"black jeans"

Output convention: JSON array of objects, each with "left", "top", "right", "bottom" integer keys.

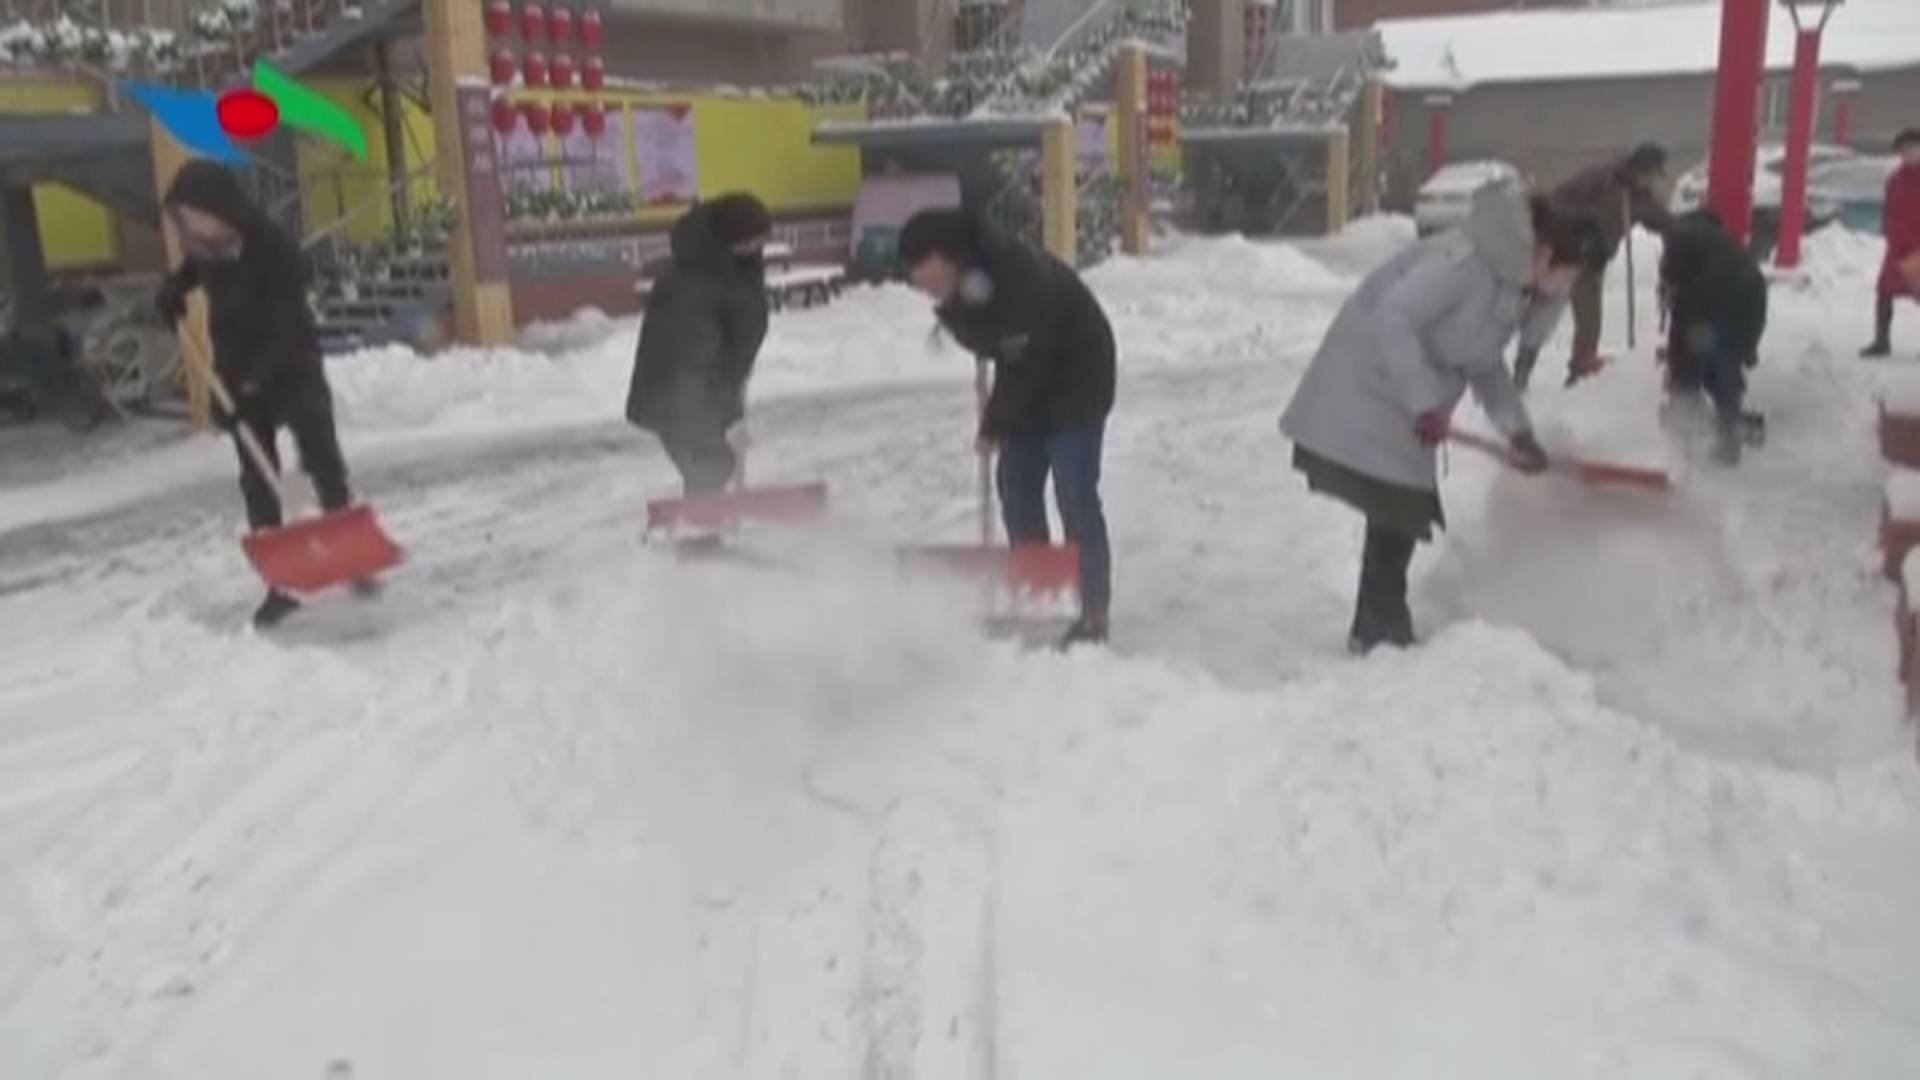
[
  {"left": 231, "top": 377, "right": 350, "bottom": 530},
  {"left": 1352, "top": 521, "right": 1417, "bottom": 650},
  {"left": 997, "top": 424, "right": 1111, "bottom": 617},
  {"left": 658, "top": 419, "right": 738, "bottom": 497}
]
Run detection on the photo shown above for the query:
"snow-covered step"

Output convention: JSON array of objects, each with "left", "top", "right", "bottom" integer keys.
[
  {"left": 1882, "top": 470, "right": 1920, "bottom": 580},
  {"left": 1878, "top": 378, "right": 1920, "bottom": 468},
  {"left": 1903, "top": 549, "right": 1920, "bottom": 725}
]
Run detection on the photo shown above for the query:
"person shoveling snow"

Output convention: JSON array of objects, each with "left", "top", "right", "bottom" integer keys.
[
  {"left": 1281, "top": 183, "right": 1603, "bottom": 655},
  {"left": 1658, "top": 208, "right": 1767, "bottom": 466},
  {"left": 157, "top": 160, "right": 387, "bottom": 629}
]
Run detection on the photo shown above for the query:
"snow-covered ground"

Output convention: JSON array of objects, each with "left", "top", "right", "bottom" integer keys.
[{"left": 4, "top": 217, "right": 1919, "bottom": 1079}]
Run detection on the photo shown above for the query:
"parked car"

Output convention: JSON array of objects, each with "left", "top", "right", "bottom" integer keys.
[
  {"left": 1668, "top": 141, "right": 1855, "bottom": 256},
  {"left": 1415, "top": 160, "right": 1524, "bottom": 237},
  {"left": 1807, "top": 153, "right": 1898, "bottom": 234}
]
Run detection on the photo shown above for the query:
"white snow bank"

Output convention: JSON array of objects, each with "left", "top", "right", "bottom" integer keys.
[
  {"left": 4, "top": 539, "right": 1918, "bottom": 1078},
  {"left": 1382, "top": 0, "right": 1920, "bottom": 90}
]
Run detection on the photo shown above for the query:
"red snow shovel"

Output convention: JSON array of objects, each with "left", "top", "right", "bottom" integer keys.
[
  {"left": 898, "top": 361, "right": 1081, "bottom": 604},
  {"left": 187, "top": 331, "right": 402, "bottom": 593},
  {"left": 1449, "top": 427, "right": 1671, "bottom": 492},
  {"left": 642, "top": 442, "right": 828, "bottom": 535}
]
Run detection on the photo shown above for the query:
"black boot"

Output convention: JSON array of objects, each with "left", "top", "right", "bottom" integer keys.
[
  {"left": 1863, "top": 295, "right": 1894, "bottom": 358},
  {"left": 1058, "top": 612, "right": 1109, "bottom": 651},
  {"left": 252, "top": 589, "right": 300, "bottom": 629},
  {"left": 1348, "top": 524, "right": 1417, "bottom": 655},
  {"left": 349, "top": 577, "right": 383, "bottom": 599}
]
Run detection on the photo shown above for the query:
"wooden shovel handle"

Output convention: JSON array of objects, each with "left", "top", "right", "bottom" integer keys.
[
  {"left": 180, "top": 323, "right": 288, "bottom": 512},
  {"left": 975, "top": 360, "right": 993, "bottom": 546}
]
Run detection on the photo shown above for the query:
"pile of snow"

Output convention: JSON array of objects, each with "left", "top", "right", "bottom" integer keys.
[
  {"left": 1382, "top": 0, "right": 1920, "bottom": 90},
  {"left": 6, "top": 213, "right": 1920, "bottom": 1077}
]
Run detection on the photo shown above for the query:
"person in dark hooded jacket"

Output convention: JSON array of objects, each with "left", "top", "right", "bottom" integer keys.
[
  {"left": 155, "top": 159, "right": 358, "bottom": 629},
  {"left": 625, "top": 193, "right": 773, "bottom": 495},
  {"left": 1659, "top": 207, "right": 1767, "bottom": 465},
  {"left": 897, "top": 208, "right": 1117, "bottom": 649}
]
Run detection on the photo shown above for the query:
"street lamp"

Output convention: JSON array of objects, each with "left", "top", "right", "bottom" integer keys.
[{"left": 1775, "top": 0, "right": 1844, "bottom": 270}]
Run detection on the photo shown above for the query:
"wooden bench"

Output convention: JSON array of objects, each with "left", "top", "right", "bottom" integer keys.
[{"left": 766, "top": 265, "right": 847, "bottom": 311}]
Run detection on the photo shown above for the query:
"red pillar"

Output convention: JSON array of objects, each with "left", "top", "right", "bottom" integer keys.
[
  {"left": 1424, "top": 94, "right": 1452, "bottom": 179},
  {"left": 1705, "top": 0, "right": 1770, "bottom": 247},
  {"left": 1775, "top": 27, "right": 1823, "bottom": 268},
  {"left": 1831, "top": 78, "right": 1862, "bottom": 144}
]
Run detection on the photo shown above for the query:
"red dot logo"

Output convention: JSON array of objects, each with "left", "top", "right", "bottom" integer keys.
[{"left": 216, "top": 88, "right": 279, "bottom": 141}]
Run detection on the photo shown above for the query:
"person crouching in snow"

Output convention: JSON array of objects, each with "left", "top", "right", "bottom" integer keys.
[
  {"left": 1863, "top": 128, "right": 1920, "bottom": 358},
  {"left": 1281, "top": 184, "right": 1600, "bottom": 655},
  {"left": 896, "top": 208, "right": 1117, "bottom": 650},
  {"left": 1659, "top": 208, "right": 1766, "bottom": 465},
  {"left": 625, "top": 193, "right": 773, "bottom": 496},
  {"left": 155, "top": 160, "right": 362, "bottom": 630}
]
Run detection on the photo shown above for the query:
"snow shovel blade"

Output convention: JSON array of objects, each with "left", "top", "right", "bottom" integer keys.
[
  {"left": 898, "top": 542, "right": 1080, "bottom": 595},
  {"left": 645, "top": 482, "right": 829, "bottom": 533},
  {"left": 1448, "top": 428, "right": 1670, "bottom": 492},
  {"left": 240, "top": 503, "right": 402, "bottom": 594}
]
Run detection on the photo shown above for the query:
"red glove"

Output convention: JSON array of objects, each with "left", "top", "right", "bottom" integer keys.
[{"left": 1414, "top": 409, "right": 1450, "bottom": 447}]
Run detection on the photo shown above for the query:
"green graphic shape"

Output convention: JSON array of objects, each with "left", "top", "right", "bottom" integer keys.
[{"left": 254, "top": 60, "right": 367, "bottom": 161}]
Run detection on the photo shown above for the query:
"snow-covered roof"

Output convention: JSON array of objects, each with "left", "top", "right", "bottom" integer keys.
[{"left": 1381, "top": 0, "right": 1920, "bottom": 91}]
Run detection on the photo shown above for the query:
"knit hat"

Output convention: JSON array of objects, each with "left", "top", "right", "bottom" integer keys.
[
  {"left": 704, "top": 192, "right": 772, "bottom": 246},
  {"left": 1626, "top": 142, "right": 1668, "bottom": 176},
  {"left": 896, "top": 208, "right": 975, "bottom": 268},
  {"left": 1895, "top": 128, "right": 1920, "bottom": 151}
]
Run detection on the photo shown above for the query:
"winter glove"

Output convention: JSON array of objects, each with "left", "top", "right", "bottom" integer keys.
[
  {"left": 1414, "top": 408, "right": 1451, "bottom": 448},
  {"left": 1512, "top": 344, "right": 1540, "bottom": 392},
  {"left": 1508, "top": 431, "right": 1549, "bottom": 475},
  {"left": 155, "top": 277, "right": 189, "bottom": 324}
]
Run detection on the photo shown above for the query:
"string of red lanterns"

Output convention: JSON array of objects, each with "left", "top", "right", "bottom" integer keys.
[{"left": 485, "top": 3, "right": 607, "bottom": 140}]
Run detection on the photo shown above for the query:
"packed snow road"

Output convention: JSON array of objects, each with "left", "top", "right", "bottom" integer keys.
[{"left": 3, "top": 223, "right": 1919, "bottom": 1078}]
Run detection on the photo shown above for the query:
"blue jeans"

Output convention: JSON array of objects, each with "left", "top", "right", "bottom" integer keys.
[{"left": 997, "top": 425, "right": 1111, "bottom": 616}]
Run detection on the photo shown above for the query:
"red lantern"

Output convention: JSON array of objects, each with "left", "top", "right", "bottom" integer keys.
[
  {"left": 522, "top": 100, "right": 550, "bottom": 135},
  {"left": 581, "top": 55, "right": 604, "bottom": 92},
  {"left": 580, "top": 102, "right": 606, "bottom": 138},
  {"left": 546, "top": 4, "right": 572, "bottom": 46},
  {"left": 485, "top": 0, "right": 513, "bottom": 37},
  {"left": 549, "top": 52, "right": 574, "bottom": 90},
  {"left": 521, "top": 51, "right": 546, "bottom": 87},
  {"left": 519, "top": 2, "right": 544, "bottom": 40},
  {"left": 551, "top": 102, "right": 576, "bottom": 136},
  {"left": 579, "top": 7, "right": 602, "bottom": 50},
  {"left": 490, "top": 95, "right": 519, "bottom": 133},
  {"left": 489, "top": 48, "right": 515, "bottom": 86}
]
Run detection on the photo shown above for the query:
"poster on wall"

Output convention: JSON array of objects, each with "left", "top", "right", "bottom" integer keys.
[
  {"left": 561, "top": 127, "right": 623, "bottom": 192},
  {"left": 1077, "top": 108, "right": 1109, "bottom": 165},
  {"left": 497, "top": 126, "right": 553, "bottom": 194},
  {"left": 629, "top": 103, "right": 698, "bottom": 206}
]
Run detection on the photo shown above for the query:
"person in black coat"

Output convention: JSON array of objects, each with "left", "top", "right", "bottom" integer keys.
[
  {"left": 625, "top": 193, "right": 773, "bottom": 495},
  {"left": 1659, "top": 208, "right": 1767, "bottom": 465},
  {"left": 155, "top": 159, "right": 358, "bottom": 628},
  {"left": 897, "top": 209, "right": 1117, "bottom": 648}
]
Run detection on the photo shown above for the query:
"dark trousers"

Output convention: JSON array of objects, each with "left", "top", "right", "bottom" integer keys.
[
  {"left": 1352, "top": 522, "right": 1417, "bottom": 650},
  {"left": 233, "top": 378, "right": 350, "bottom": 530},
  {"left": 1874, "top": 293, "right": 1896, "bottom": 346},
  {"left": 659, "top": 421, "right": 738, "bottom": 497},
  {"left": 1669, "top": 315, "right": 1759, "bottom": 427},
  {"left": 997, "top": 424, "right": 1111, "bottom": 617}
]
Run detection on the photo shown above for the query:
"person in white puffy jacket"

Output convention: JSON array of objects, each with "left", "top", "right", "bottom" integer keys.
[{"left": 1280, "top": 183, "right": 1603, "bottom": 654}]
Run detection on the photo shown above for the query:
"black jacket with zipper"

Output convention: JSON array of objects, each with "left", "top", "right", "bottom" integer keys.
[
  {"left": 160, "top": 161, "right": 323, "bottom": 409},
  {"left": 625, "top": 203, "right": 770, "bottom": 436},
  {"left": 932, "top": 219, "right": 1116, "bottom": 440}
]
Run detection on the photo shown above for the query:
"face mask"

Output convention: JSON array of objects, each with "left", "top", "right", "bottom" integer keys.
[
  {"left": 958, "top": 268, "right": 993, "bottom": 306},
  {"left": 169, "top": 207, "right": 241, "bottom": 261}
]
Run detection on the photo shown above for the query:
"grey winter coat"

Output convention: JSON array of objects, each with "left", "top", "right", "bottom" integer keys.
[{"left": 1280, "top": 183, "right": 1555, "bottom": 493}]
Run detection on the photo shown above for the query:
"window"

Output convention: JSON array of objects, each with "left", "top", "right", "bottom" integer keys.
[{"left": 1760, "top": 76, "right": 1821, "bottom": 134}]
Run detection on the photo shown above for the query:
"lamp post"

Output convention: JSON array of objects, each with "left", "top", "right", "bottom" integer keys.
[
  {"left": 1705, "top": 0, "right": 1769, "bottom": 247},
  {"left": 1775, "top": 0, "right": 1844, "bottom": 269}
]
